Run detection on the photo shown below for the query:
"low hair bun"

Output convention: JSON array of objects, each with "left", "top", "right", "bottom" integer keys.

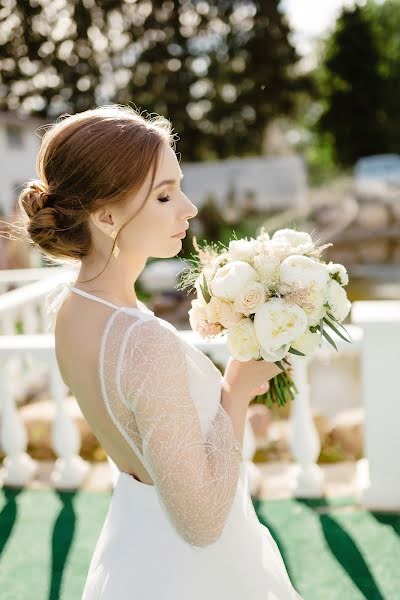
[{"left": 19, "top": 179, "right": 51, "bottom": 218}]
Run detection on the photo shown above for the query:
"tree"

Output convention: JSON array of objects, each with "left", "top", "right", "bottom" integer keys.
[
  {"left": 316, "top": 5, "right": 387, "bottom": 166},
  {"left": 364, "top": 0, "right": 400, "bottom": 154},
  {"left": 0, "top": 0, "right": 305, "bottom": 160}
]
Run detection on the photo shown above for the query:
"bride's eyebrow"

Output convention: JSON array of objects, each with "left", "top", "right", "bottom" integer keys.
[{"left": 152, "top": 172, "right": 184, "bottom": 191}]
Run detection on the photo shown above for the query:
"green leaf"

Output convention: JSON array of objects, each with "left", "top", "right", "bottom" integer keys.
[
  {"left": 200, "top": 273, "right": 211, "bottom": 303},
  {"left": 288, "top": 346, "right": 305, "bottom": 356},
  {"left": 323, "top": 317, "right": 351, "bottom": 343},
  {"left": 326, "top": 313, "right": 353, "bottom": 340},
  {"left": 321, "top": 327, "right": 338, "bottom": 351},
  {"left": 275, "top": 360, "right": 287, "bottom": 372}
]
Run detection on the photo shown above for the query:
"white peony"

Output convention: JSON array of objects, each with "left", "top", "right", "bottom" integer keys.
[
  {"left": 227, "top": 318, "right": 261, "bottom": 361},
  {"left": 258, "top": 342, "right": 291, "bottom": 362},
  {"left": 228, "top": 238, "right": 259, "bottom": 262},
  {"left": 291, "top": 329, "right": 322, "bottom": 356},
  {"left": 233, "top": 280, "right": 266, "bottom": 316},
  {"left": 210, "top": 260, "right": 259, "bottom": 302},
  {"left": 256, "top": 227, "right": 271, "bottom": 243},
  {"left": 271, "top": 228, "right": 314, "bottom": 254},
  {"left": 304, "top": 284, "right": 327, "bottom": 326},
  {"left": 326, "top": 261, "right": 349, "bottom": 286},
  {"left": 283, "top": 282, "right": 327, "bottom": 326},
  {"left": 279, "top": 255, "right": 330, "bottom": 290},
  {"left": 253, "top": 298, "right": 308, "bottom": 358},
  {"left": 325, "top": 279, "right": 351, "bottom": 322}
]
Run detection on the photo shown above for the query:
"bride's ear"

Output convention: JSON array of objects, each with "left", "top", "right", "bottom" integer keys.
[{"left": 89, "top": 206, "right": 115, "bottom": 237}]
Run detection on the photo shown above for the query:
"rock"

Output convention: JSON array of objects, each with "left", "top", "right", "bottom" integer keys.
[
  {"left": 358, "top": 239, "right": 391, "bottom": 263},
  {"left": 328, "top": 408, "right": 364, "bottom": 460},
  {"left": 356, "top": 203, "right": 391, "bottom": 229}
]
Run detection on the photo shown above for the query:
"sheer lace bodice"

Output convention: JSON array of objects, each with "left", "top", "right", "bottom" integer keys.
[
  {"left": 47, "top": 282, "right": 304, "bottom": 599},
  {"left": 53, "top": 284, "right": 243, "bottom": 548}
]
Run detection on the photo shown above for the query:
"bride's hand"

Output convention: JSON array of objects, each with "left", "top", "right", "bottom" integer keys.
[{"left": 223, "top": 356, "right": 286, "bottom": 405}]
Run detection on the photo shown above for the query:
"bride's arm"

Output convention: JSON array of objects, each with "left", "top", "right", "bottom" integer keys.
[{"left": 119, "top": 318, "right": 243, "bottom": 548}]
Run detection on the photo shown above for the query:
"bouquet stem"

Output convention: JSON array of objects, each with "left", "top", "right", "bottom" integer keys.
[{"left": 249, "top": 370, "right": 299, "bottom": 409}]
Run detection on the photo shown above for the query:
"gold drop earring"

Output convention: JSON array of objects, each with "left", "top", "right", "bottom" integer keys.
[{"left": 109, "top": 229, "right": 120, "bottom": 259}]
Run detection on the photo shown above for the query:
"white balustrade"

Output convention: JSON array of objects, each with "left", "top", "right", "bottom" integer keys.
[
  {"left": 0, "top": 266, "right": 77, "bottom": 335},
  {"left": 0, "top": 334, "right": 89, "bottom": 489},
  {"left": 352, "top": 301, "right": 400, "bottom": 510},
  {"left": 1, "top": 267, "right": 398, "bottom": 507}
]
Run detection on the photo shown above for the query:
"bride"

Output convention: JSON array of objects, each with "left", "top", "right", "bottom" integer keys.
[{"left": 18, "top": 104, "right": 303, "bottom": 599}]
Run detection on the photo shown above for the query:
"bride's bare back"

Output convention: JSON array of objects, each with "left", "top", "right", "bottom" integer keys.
[{"left": 54, "top": 292, "right": 154, "bottom": 485}]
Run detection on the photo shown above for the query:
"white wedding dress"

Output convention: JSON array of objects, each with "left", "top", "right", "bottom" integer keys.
[{"left": 49, "top": 282, "right": 304, "bottom": 600}]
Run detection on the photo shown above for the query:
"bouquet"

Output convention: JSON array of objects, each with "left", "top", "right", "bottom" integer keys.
[{"left": 177, "top": 227, "right": 352, "bottom": 408}]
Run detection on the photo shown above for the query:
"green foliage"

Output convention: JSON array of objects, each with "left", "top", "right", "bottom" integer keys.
[
  {"left": 316, "top": 5, "right": 387, "bottom": 166},
  {"left": 313, "top": 1, "right": 400, "bottom": 167},
  {"left": 0, "top": 0, "right": 307, "bottom": 160}
]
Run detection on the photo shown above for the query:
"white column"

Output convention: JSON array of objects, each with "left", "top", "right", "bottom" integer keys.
[
  {"left": 0, "top": 359, "right": 38, "bottom": 486},
  {"left": 352, "top": 301, "right": 400, "bottom": 510},
  {"left": 288, "top": 354, "right": 324, "bottom": 497},
  {"left": 49, "top": 356, "right": 90, "bottom": 489}
]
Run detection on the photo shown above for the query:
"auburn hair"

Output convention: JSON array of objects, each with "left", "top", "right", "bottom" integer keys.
[{"left": 4, "top": 104, "right": 176, "bottom": 279}]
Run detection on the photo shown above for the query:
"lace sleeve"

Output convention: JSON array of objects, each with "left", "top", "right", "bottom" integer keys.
[{"left": 118, "top": 317, "right": 243, "bottom": 548}]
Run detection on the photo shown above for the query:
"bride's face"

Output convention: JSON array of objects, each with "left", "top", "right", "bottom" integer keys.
[{"left": 110, "top": 143, "right": 198, "bottom": 261}]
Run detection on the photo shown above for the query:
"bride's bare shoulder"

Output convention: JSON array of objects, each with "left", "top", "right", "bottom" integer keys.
[{"left": 54, "top": 296, "right": 117, "bottom": 387}]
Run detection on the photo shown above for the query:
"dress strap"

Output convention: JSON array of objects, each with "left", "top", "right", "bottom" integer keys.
[
  {"left": 70, "top": 287, "right": 121, "bottom": 310},
  {"left": 69, "top": 286, "right": 155, "bottom": 317}
]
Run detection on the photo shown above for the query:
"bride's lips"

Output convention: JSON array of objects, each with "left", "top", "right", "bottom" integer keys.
[{"left": 172, "top": 228, "right": 188, "bottom": 238}]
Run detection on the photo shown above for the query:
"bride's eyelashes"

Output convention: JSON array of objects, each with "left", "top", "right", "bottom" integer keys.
[{"left": 158, "top": 194, "right": 171, "bottom": 203}]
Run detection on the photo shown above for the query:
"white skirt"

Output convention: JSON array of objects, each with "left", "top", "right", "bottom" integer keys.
[{"left": 81, "top": 463, "right": 303, "bottom": 599}]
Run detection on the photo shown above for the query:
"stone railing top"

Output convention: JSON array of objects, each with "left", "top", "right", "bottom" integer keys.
[{"left": 352, "top": 300, "right": 400, "bottom": 323}]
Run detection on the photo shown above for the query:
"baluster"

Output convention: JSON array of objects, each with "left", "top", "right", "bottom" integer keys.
[
  {"left": 22, "top": 303, "right": 40, "bottom": 334},
  {"left": 288, "top": 354, "right": 324, "bottom": 497},
  {"left": 0, "top": 358, "right": 38, "bottom": 486},
  {"left": 1, "top": 311, "right": 17, "bottom": 335},
  {"left": 49, "top": 355, "right": 90, "bottom": 489}
]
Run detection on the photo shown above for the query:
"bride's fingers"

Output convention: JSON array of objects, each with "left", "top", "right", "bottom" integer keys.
[{"left": 252, "top": 382, "right": 270, "bottom": 396}]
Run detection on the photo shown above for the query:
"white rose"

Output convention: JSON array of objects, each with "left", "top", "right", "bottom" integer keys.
[
  {"left": 188, "top": 299, "right": 223, "bottom": 338},
  {"left": 253, "top": 254, "right": 281, "bottom": 286},
  {"left": 188, "top": 298, "right": 208, "bottom": 332},
  {"left": 291, "top": 329, "right": 322, "bottom": 356},
  {"left": 227, "top": 318, "right": 261, "bottom": 362},
  {"left": 210, "top": 260, "right": 258, "bottom": 302},
  {"left": 228, "top": 238, "right": 259, "bottom": 262},
  {"left": 271, "top": 228, "right": 314, "bottom": 254},
  {"left": 233, "top": 281, "right": 266, "bottom": 316},
  {"left": 280, "top": 255, "right": 330, "bottom": 290},
  {"left": 218, "top": 300, "right": 243, "bottom": 328},
  {"left": 326, "top": 279, "right": 351, "bottom": 322},
  {"left": 326, "top": 261, "right": 349, "bottom": 286},
  {"left": 253, "top": 298, "right": 308, "bottom": 356}
]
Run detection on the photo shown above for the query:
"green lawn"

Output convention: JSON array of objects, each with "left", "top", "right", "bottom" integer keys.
[{"left": 0, "top": 487, "right": 399, "bottom": 599}]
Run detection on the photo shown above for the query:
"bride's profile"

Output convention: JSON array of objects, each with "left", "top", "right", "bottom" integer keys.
[{"left": 16, "top": 104, "right": 303, "bottom": 599}]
